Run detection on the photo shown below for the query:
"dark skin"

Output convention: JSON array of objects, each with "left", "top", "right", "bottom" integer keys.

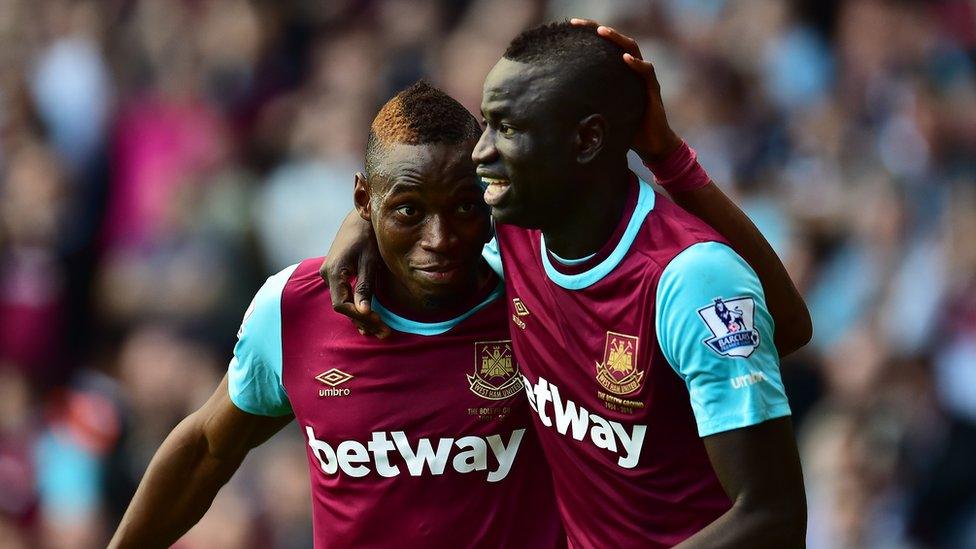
[
  {"left": 324, "top": 22, "right": 808, "bottom": 546},
  {"left": 110, "top": 141, "right": 493, "bottom": 547},
  {"left": 476, "top": 58, "right": 632, "bottom": 258},
  {"left": 354, "top": 139, "right": 493, "bottom": 317}
]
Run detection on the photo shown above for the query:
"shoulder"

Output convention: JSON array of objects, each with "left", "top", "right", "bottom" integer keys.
[
  {"left": 245, "top": 257, "right": 329, "bottom": 331},
  {"left": 648, "top": 192, "right": 727, "bottom": 250},
  {"left": 625, "top": 191, "right": 729, "bottom": 272},
  {"left": 268, "top": 256, "right": 333, "bottom": 306},
  {"left": 656, "top": 242, "right": 762, "bottom": 312},
  {"left": 240, "top": 262, "right": 301, "bottom": 338},
  {"left": 661, "top": 241, "right": 755, "bottom": 284},
  {"left": 286, "top": 256, "right": 329, "bottom": 289}
]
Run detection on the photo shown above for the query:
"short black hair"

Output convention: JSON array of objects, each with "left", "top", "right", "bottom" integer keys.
[
  {"left": 365, "top": 81, "right": 481, "bottom": 180},
  {"left": 503, "top": 21, "right": 646, "bottom": 153}
]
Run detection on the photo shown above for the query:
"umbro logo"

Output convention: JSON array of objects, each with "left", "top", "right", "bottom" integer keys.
[
  {"left": 316, "top": 368, "right": 353, "bottom": 397},
  {"left": 512, "top": 298, "right": 530, "bottom": 317},
  {"left": 511, "top": 298, "right": 529, "bottom": 330}
]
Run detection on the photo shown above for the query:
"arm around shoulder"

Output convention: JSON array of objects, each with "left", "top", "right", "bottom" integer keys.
[{"left": 667, "top": 183, "right": 811, "bottom": 356}]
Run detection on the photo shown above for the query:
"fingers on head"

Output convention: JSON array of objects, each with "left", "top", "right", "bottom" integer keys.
[{"left": 570, "top": 17, "right": 598, "bottom": 27}]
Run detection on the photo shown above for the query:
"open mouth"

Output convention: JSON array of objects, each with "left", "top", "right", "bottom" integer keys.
[{"left": 481, "top": 177, "right": 511, "bottom": 207}]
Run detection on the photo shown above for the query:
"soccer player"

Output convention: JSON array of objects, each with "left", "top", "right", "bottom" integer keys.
[
  {"left": 109, "top": 82, "right": 564, "bottom": 548},
  {"left": 324, "top": 22, "right": 809, "bottom": 547}
]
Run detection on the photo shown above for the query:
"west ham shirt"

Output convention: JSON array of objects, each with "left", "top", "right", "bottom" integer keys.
[
  {"left": 227, "top": 259, "right": 563, "bottom": 548},
  {"left": 488, "top": 177, "right": 791, "bottom": 548}
]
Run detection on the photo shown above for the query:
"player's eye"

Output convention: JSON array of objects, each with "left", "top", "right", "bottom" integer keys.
[
  {"left": 457, "top": 202, "right": 477, "bottom": 215},
  {"left": 499, "top": 123, "right": 515, "bottom": 136},
  {"left": 395, "top": 205, "right": 420, "bottom": 219}
]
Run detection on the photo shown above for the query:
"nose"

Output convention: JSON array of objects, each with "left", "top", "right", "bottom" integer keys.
[
  {"left": 420, "top": 214, "right": 458, "bottom": 254},
  {"left": 472, "top": 126, "right": 496, "bottom": 166}
]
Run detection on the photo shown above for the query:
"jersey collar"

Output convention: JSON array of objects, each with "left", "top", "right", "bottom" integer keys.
[
  {"left": 540, "top": 177, "right": 655, "bottom": 290},
  {"left": 372, "top": 279, "right": 505, "bottom": 336}
]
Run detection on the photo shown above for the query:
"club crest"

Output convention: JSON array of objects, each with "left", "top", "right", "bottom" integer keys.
[
  {"left": 469, "top": 341, "right": 523, "bottom": 400},
  {"left": 697, "top": 296, "right": 761, "bottom": 357},
  {"left": 595, "top": 332, "right": 644, "bottom": 396}
]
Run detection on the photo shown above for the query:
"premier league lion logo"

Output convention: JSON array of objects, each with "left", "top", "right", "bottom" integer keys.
[
  {"left": 697, "top": 297, "right": 761, "bottom": 357},
  {"left": 713, "top": 298, "right": 747, "bottom": 333}
]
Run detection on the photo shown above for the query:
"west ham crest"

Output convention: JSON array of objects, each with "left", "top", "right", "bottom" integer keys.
[
  {"left": 469, "top": 341, "right": 523, "bottom": 400},
  {"left": 595, "top": 332, "right": 644, "bottom": 396},
  {"left": 697, "top": 296, "right": 761, "bottom": 357}
]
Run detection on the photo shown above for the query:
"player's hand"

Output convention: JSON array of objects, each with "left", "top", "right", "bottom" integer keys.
[
  {"left": 320, "top": 211, "right": 391, "bottom": 339},
  {"left": 570, "top": 18, "right": 682, "bottom": 164}
]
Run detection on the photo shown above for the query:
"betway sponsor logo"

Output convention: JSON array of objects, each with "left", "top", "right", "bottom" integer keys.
[
  {"left": 305, "top": 427, "right": 523, "bottom": 482},
  {"left": 523, "top": 376, "right": 646, "bottom": 469}
]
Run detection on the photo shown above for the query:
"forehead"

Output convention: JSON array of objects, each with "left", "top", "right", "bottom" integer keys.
[
  {"left": 376, "top": 140, "right": 478, "bottom": 193},
  {"left": 482, "top": 58, "right": 564, "bottom": 113}
]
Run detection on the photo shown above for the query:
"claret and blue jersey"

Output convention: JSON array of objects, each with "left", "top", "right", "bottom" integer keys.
[
  {"left": 227, "top": 259, "right": 562, "bottom": 549},
  {"left": 489, "top": 177, "right": 791, "bottom": 548},
  {"left": 227, "top": 175, "right": 791, "bottom": 548}
]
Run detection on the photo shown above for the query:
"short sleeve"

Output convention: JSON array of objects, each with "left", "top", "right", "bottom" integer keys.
[
  {"left": 227, "top": 264, "right": 298, "bottom": 417},
  {"left": 656, "top": 242, "right": 790, "bottom": 437},
  {"left": 482, "top": 236, "right": 504, "bottom": 278}
]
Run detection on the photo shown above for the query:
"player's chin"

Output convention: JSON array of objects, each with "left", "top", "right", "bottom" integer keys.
[{"left": 490, "top": 203, "right": 539, "bottom": 229}]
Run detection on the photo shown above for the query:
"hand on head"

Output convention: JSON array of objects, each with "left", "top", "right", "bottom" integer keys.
[{"left": 569, "top": 18, "right": 682, "bottom": 163}]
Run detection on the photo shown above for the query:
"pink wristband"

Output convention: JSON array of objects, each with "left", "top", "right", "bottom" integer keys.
[{"left": 645, "top": 141, "right": 710, "bottom": 193}]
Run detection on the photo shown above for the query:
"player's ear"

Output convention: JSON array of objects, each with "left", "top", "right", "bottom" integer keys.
[
  {"left": 354, "top": 172, "right": 372, "bottom": 221},
  {"left": 575, "top": 113, "right": 607, "bottom": 165}
]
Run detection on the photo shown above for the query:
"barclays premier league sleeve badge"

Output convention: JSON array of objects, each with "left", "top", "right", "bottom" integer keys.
[{"left": 696, "top": 297, "right": 761, "bottom": 358}]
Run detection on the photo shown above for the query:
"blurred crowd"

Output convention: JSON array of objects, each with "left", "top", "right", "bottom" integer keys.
[{"left": 0, "top": 0, "right": 974, "bottom": 547}]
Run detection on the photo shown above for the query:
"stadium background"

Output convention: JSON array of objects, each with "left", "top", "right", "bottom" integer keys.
[{"left": 1, "top": 0, "right": 975, "bottom": 547}]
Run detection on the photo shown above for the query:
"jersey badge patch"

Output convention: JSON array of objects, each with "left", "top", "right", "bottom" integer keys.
[
  {"left": 468, "top": 340, "right": 523, "bottom": 400},
  {"left": 595, "top": 332, "right": 644, "bottom": 396},
  {"left": 697, "top": 297, "right": 761, "bottom": 357}
]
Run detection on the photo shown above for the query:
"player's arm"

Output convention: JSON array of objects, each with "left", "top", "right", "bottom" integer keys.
[
  {"left": 677, "top": 418, "right": 806, "bottom": 547},
  {"left": 657, "top": 242, "right": 806, "bottom": 546},
  {"left": 570, "top": 18, "right": 811, "bottom": 357},
  {"left": 319, "top": 209, "right": 390, "bottom": 338},
  {"left": 665, "top": 184, "right": 811, "bottom": 356},
  {"left": 112, "top": 264, "right": 299, "bottom": 547},
  {"left": 109, "top": 375, "right": 292, "bottom": 548}
]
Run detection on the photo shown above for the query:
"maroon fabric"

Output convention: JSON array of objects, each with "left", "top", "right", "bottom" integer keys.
[
  {"left": 495, "top": 181, "right": 733, "bottom": 548},
  {"left": 279, "top": 258, "right": 564, "bottom": 548}
]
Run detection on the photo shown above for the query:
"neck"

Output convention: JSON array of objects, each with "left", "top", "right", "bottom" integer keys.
[
  {"left": 541, "top": 160, "right": 632, "bottom": 259},
  {"left": 377, "top": 262, "right": 493, "bottom": 320}
]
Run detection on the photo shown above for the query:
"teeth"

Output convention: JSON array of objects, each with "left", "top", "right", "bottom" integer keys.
[{"left": 482, "top": 177, "right": 509, "bottom": 185}]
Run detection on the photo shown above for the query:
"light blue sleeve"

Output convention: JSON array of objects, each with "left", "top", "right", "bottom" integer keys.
[
  {"left": 656, "top": 242, "right": 790, "bottom": 437},
  {"left": 227, "top": 264, "right": 299, "bottom": 417},
  {"left": 482, "top": 236, "right": 504, "bottom": 278}
]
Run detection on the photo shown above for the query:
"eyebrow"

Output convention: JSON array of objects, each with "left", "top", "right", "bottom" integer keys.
[
  {"left": 387, "top": 182, "right": 423, "bottom": 195},
  {"left": 481, "top": 101, "right": 511, "bottom": 118}
]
